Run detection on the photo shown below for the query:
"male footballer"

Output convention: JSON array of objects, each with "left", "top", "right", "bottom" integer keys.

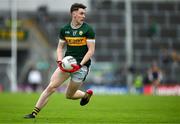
[{"left": 24, "top": 3, "right": 95, "bottom": 118}]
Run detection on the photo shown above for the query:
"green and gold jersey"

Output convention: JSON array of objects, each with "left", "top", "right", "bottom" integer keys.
[{"left": 59, "top": 22, "right": 95, "bottom": 67}]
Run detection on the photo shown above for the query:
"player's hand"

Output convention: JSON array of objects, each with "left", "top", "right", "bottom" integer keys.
[
  {"left": 69, "top": 63, "right": 82, "bottom": 73},
  {"left": 56, "top": 60, "right": 71, "bottom": 72}
]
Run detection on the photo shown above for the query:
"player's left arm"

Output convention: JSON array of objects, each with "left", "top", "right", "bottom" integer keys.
[
  {"left": 80, "top": 25, "right": 96, "bottom": 66},
  {"left": 70, "top": 39, "right": 95, "bottom": 72},
  {"left": 80, "top": 39, "right": 95, "bottom": 66}
]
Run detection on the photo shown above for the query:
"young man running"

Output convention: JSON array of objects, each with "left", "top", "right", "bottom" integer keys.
[{"left": 24, "top": 3, "right": 95, "bottom": 119}]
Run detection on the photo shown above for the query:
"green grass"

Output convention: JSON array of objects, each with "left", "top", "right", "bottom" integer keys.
[{"left": 0, "top": 93, "right": 180, "bottom": 124}]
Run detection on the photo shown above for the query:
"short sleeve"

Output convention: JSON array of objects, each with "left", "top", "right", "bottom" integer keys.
[
  {"left": 59, "top": 28, "right": 65, "bottom": 40},
  {"left": 86, "top": 26, "right": 95, "bottom": 39}
]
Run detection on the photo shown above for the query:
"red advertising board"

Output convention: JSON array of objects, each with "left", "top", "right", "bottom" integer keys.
[{"left": 144, "top": 84, "right": 180, "bottom": 96}]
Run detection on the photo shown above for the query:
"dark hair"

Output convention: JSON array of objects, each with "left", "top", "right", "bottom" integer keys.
[{"left": 70, "top": 3, "right": 86, "bottom": 13}]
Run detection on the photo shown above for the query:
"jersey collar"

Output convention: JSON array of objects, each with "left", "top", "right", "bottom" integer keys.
[{"left": 70, "top": 22, "right": 83, "bottom": 29}]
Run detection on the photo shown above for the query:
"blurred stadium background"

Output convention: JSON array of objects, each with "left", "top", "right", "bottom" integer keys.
[{"left": 0, "top": 0, "right": 180, "bottom": 95}]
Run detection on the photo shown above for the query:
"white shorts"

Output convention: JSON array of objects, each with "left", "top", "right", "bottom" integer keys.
[{"left": 70, "top": 66, "right": 89, "bottom": 83}]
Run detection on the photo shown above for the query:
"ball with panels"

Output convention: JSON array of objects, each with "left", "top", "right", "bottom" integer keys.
[{"left": 61, "top": 56, "right": 77, "bottom": 70}]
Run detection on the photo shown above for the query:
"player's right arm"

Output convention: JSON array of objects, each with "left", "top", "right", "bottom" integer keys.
[
  {"left": 57, "top": 27, "right": 66, "bottom": 61},
  {"left": 57, "top": 39, "right": 66, "bottom": 61},
  {"left": 57, "top": 27, "right": 72, "bottom": 72},
  {"left": 57, "top": 39, "right": 71, "bottom": 72}
]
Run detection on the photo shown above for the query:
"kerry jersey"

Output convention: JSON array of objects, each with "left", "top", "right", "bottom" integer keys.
[{"left": 59, "top": 22, "right": 95, "bottom": 67}]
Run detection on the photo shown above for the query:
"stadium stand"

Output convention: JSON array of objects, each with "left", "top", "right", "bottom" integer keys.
[
  {"left": 0, "top": 0, "right": 180, "bottom": 91},
  {"left": 34, "top": 0, "right": 180, "bottom": 84}
]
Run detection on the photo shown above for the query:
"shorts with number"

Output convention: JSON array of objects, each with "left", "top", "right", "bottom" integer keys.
[{"left": 70, "top": 66, "right": 89, "bottom": 83}]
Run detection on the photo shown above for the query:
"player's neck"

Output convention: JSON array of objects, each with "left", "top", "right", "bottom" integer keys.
[{"left": 71, "top": 21, "right": 82, "bottom": 29}]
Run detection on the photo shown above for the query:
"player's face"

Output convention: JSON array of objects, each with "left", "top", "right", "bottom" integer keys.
[{"left": 73, "top": 8, "right": 86, "bottom": 25}]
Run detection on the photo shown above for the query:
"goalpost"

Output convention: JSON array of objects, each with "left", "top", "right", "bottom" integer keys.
[
  {"left": 0, "top": 0, "right": 18, "bottom": 92},
  {"left": 125, "top": 0, "right": 133, "bottom": 93},
  {"left": 10, "top": 0, "right": 18, "bottom": 92}
]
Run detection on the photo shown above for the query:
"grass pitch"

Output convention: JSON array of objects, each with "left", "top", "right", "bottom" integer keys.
[{"left": 0, "top": 93, "right": 180, "bottom": 124}]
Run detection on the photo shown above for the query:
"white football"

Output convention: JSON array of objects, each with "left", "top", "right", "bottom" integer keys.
[{"left": 62, "top": 56, "right": 77, "bottom": 70}]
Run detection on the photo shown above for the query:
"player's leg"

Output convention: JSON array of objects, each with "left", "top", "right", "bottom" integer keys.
[
  {"left": 66, "top": 80, "right": 93, "bottom": 104},
  {"left": 24, "top": 68, "right": 70, "bottom": 119},
  {"left": 66, "top": 66, "right": 93, "bottom": 105},
  {"left": 35, "top": 68, "right": 70, "bottom": 108},
  {"left": 65, "top": 80, "right": 85, "bottom": 99}
]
